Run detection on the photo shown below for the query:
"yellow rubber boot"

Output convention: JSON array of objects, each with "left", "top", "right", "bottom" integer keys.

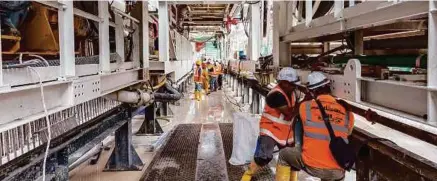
[
  {"left": 290, "top": 170, "right": 298, "bottom": 181},
  {"left": 241, "top": 162, "right": 260, "bottom": 181},
  {"left": 275, "top": 165, "right": 291, "bottom": 181},
  {"left": 195, "top": 91, "right": 201, "bottom": 101}
]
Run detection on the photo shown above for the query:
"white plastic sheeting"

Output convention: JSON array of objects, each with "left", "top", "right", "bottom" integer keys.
[{"left": 229, "top": 112, "right": 260, "bottom": 165}]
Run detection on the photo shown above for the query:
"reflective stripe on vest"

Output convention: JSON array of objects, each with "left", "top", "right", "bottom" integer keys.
[
  {"left": 262, "top": 113, "right": 290, "bottom": 125},
  {"left": 304, "top": 101, "right": 349, "bottom": 140},
  {"left": 260, "top": 128, "right": 294, "bottom": 145}
]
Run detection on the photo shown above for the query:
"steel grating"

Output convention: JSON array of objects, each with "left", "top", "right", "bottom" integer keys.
[
  {"left": 195, "top": 124, "right": 229, "bottom": 181},
  {"left": 141, "top": 124, "right": 201, "bottom": 181},
  {"left": 219, "top": 123, "right": 245, "bottom": 181}
]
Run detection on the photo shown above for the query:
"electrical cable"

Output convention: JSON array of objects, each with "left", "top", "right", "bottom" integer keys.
[
  {"left": 27, "top": 66, "right": 50, "bottom": 181},
  {"left": 22, "top": 55, "right": 51, "bottom": 181}
]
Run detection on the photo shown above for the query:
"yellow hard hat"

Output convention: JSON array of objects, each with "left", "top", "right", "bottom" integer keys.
[{"left": 196, "top": 60, "right": 201, "bottom": 65}]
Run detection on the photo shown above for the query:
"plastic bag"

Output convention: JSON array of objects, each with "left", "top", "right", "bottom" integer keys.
[{"left": 229, "top": 112, "right": 260, "bottom": 165}]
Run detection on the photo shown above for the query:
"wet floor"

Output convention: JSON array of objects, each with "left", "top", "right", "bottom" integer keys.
[{"left": 69, "top": 83, "right": 356, "bottom": 181}]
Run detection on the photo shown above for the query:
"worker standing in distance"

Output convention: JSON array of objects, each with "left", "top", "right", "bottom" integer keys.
[
  {"left": 201, "top": 61, "right": 210, "bottom": 95},
  {"left": 216, "top": 61, "right": 224, "bottom": 90},
  {"left": 241, "top": 67, "right": 301, "bottom": 181},
  {"left": 275, "top": 72, "right": 355, "bottom": 181},
  {"left": 193, "top": 60, "right": 203, "bottom": 101},
  {"left": 208, "top": 62, "right": 218, "bottom": 92}
]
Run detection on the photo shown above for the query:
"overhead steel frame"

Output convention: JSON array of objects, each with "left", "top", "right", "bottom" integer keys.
[
  {"left": 0, "top": 0, "right": 150, "bottom": 172},
  {"left": 272, "top": 1, "right": 437, "bottom": 127}
]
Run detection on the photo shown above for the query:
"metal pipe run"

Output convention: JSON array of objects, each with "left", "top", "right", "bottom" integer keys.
[
  {"left": 154, "top": 82, "right": 183, "bottom": 102},
  {"left": 105, "top": 89, "right": 153, "bottom": 106}
]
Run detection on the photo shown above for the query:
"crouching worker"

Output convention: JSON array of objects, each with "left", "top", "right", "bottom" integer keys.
[
  {"left": 241, "top": 67, "right": 302, "bottom": 181},
  {"left": 275, "top": 72, "right": 355, "bottom": 181}
]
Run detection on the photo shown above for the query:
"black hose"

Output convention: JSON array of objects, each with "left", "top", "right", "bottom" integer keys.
[{"left": 154, "top": 82, "right": 183, "bottom": 102}]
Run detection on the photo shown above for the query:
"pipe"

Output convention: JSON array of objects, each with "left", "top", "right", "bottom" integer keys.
[
  {"left": 154, "top": 82, "right": 183, "bottom": 102},
  {"left": 333, "top": 55, "right": 427, "bottom": 68},
  {"left": 105, "top": 90, "right": 153, "bottom": 106}
]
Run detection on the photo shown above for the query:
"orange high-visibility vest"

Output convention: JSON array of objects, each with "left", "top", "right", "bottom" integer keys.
[
  {"left": 299, "top": 95, "right": 354, "bottom": 170},
  {"left": 193, "top": 66, "right": 203, "bottom": 83},
  {"left": 216, "top": 64, "right": 223, "bottom": 75},
  {"left": 259, "top": 86, "right": 296, "bottom": 146}
]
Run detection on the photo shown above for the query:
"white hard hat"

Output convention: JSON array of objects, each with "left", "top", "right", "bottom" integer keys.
[
  {"left": 307, "top": 72, "right": 330, "bottom": 90},
  {"left": 277, "top": 67, "right": 300, "bottom": 84}
]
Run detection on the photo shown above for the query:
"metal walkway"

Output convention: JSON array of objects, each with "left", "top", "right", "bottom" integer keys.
[{"left": 141, "top": 123, "right": 274, "bottom": 181}]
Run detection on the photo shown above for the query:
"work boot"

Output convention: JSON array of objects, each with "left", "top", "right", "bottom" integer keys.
[
  {"left": 275, "top": 164, "right": 298, "bottom": 181},
  {"left": 275, "top": 164, "right": 291, "bottom": 181},
  {"left": 195, "top": 91, "right": 201, "bottom": 101},
  {"left": 241, "top": 162, "right": 260, "bottom": 181}
]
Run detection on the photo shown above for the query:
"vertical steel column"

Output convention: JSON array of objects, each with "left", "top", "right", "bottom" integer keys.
[
  {"left": 305, "top": 0, "right": 313, "bottom": 27},
  {"left": 354, "top": 30, "right": 364, "bottom": 55},
  {"left": 248, "top": 3, "right": 261, "bottom": 61},
  {"left": 137, "top": 104, "right": 163, "bottom": 135},
  {"left": 252, "top": 92, "right": 260, "bottom": 114},
  {"left": 334, "top": 0, "right": 344, "bottom": 19},
  {"left": 428, "top": 1, "right": 437, "bottom": 125},
  {"left": 243, "top": 83, "right": 250, "bottom": 104},
  {"left": 272, "top": 2, "right": 281, "bottom": 67},
  {"left": 132, "top": 23, "right": 140, "bottom": 68},
  {"left": 105, "top": 106, "right": 143, "bottom": 171},
  {"left": 349, "top": 0, "right": 355, "bottom": 7},
  {"left": 115, "top": 14, "right": 125, "bottom": 63},
  {"left": 232, "top": 77, "right": 236, "bottom": 92},
  {"left": 142, "top": 2, "right": 150, "bottom": 69},
  {"left": 58, "top": 1, "right": 75, "bottom": 78},
  {"left": 99, "top": 1, "right": 111, "bottom": 73},
  {"left": 158, "top": 1, "right": 169, "bottom": 62},
  {"left": 0, "top": 19, "right": 3, "bottom": 87}
]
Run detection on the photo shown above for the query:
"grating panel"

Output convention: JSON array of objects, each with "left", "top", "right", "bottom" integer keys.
[
  {"left": 219, "top": 123, "right": 246, "bottom": 181},
  {"left": 141, "top": 124, "right": 201, "bottom": 181}
]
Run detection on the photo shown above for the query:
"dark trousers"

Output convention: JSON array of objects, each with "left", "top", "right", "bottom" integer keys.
[{"left": 218, "top": 74, "right": 223, "bottom": 89}]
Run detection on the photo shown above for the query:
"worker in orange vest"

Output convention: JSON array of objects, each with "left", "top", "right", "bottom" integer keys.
[
  {"left": 193, "top": 60, "right": 203, "bottom": 101},
  {"left": 241, "top": 67, "right": 301, "bottom": 181},
  {"left": 201, "top": 62, "right": 210, "bottom": 95},
  {"left": 275, "top": 72, "right": 355, "bottom": 181},
  {"left": 207, "top": 62, "right": 218, "bottom": 92}
]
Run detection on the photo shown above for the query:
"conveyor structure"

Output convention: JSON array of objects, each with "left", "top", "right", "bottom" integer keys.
[{"left": 1, "top": 0, "right": 437, "bottom": 181}]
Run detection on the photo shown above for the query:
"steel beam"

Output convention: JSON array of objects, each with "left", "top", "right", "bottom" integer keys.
[
  {"left": 143, "top": 2, "right": 150, "bottom": 69},
  {"left": 272, "top": 2, "right": 280, "bottom": 67},
  {"left": 58, "top": 1, "right": 76, "bottom": 78},
  {"left": 99, "top": 1, "right": 111, "bottom": 73},
  {"left": 248, "top": 3, "right": 261, "bottom": 61},
  {"left": 159, "top": 1, "right": 170, "bottom": 62},
  {"left": 282, "top": 1, "right": 428, "bottom": 42},
  {"left": 115, "top": 14, "right": 125, "bottom": 63},
  {"left": 305, "top": 0, "right": 313, "bottom": 27},
  {"left": 428, "top": 0, "right": 437, "bottom": 125}
]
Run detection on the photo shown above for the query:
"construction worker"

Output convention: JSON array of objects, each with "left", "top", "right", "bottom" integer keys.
[
  {"left": 275, "top": 72, "right": 355, "bottom": 181},
  {"left": 193, "top": 60, "right": 203, "bottom": 101},
  {"left": 241, "top": 67, "right": 301, "bottom": 181},
  {"left": 201, "top": 61, "right": 210, "bottom": 95},
  {"left": 216, "top": 61, "right": 224, "bottom": 90},
  {"left": 208, "top": 62, "right": 218, "bottom": 92}
]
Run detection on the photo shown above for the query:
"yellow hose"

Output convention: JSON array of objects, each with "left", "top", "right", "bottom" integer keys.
[{"left": 144, "top": 77, "right": 167, "bottom": 90}]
